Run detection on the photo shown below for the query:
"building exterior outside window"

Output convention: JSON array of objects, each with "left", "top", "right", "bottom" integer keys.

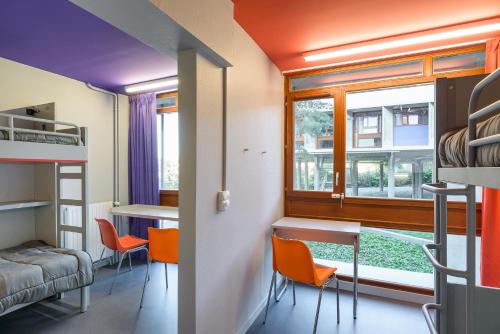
[{"left": 346, "top": 84, "right": 435, "bottom": 199}]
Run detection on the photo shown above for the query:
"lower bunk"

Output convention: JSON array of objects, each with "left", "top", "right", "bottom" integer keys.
[{"left": 0, "top": 240, "right": 93, "bottom": 316}]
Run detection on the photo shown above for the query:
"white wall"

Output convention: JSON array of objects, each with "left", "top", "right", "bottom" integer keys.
[
  {"left": 0, "top": 164, "right": 36, "bottom": 247},
  {"left": 173, "top": 3, "right": 284, "bottom": 333},
  {"left": 0, "top": 57, "right": 129, "bottom": 204}
]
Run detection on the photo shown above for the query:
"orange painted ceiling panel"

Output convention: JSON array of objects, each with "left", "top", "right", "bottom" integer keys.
[{"left": 234, "top": 0, "right": 500, "bottom": 71}]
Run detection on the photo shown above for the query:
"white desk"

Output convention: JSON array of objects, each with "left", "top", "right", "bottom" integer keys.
[
  {"left": 109, "top": 205, "right": 178, "bottom": 263},
  {"left": 272, "top": 217, "right": 361, "bottom": 319},
  {"left": 111, "top": 204, "right": 178, "bottom": 222}
]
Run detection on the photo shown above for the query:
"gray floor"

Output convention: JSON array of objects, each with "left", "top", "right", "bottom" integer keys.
[
  {"left": 0, "top": 262, "right": 178, "bottom": 334},
  {"left": 0, "top": 262, "right": 429, "bottom": 334},
  {"left": 248, "top": 283, "right": 430, "bottom": 334}
]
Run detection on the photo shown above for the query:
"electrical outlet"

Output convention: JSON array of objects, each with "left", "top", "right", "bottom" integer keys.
[{"left": 217, "top": 190, "right": 230, "bottom": 212}]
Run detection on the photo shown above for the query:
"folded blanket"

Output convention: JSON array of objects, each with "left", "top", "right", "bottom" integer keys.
[{"left": 439, "top": 114, "right": 500, "bottom": 167}]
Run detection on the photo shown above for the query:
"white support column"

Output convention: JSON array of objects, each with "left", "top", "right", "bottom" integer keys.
[
  {"left": 352, "top": 160, "right": 359, "bottom": 196},
  {"left": 379, "top": 161, "right": 384, "bottom": 192},
  {"left": 388, "top": 153, "right": 395, "bottom": 198},
  {"left": 314, "top": 156, "right": 320, "bottom": 190}
]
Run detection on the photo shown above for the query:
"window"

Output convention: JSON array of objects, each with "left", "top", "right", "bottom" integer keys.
[
  {"left": 352, "top": 110, "right": 382, "bottom": 148},
  {"left": 433, "top": 51, "right": 485, "bottom": 74},
  {"left": 285, "top": 46, "right": 485, "bottom": 291},
  {"left": 290, "top": 60, "right": 423, "bottom": 91},
  {"left": 346, "top": 84, "right": 434, "bottom": 199},
  {"left": 393, "top": 104, "right": 429, "bottom": 127},
  {"left": 293, "top": 98, "right": 334, "bottom": 191},
  {"left": 157, "top": 92, "right": 179, "bottom": 190}
]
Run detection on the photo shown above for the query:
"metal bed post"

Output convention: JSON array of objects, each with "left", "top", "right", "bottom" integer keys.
[
  {"left": 422, "top": 184, "right": 474, "bottom": 334},
  {"left": 465, "top": 185, "right": 476, "bottom": 334}
]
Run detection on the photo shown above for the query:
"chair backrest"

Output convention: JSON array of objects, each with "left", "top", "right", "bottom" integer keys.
[
  {"left": 148, "top": 227, "right": 179, "bottom": 264},
  {"left": 272, "top": 235, "right": 316, "bottom": 285},
  {"left": 96, "top": 218, "right": 120, "bottom": 251}
]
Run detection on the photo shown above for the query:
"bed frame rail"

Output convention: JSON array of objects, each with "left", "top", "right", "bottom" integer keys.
[
  {"left": 0, "top": 114, "right": 83, "bottom": 146},
  {"left": 468, "top": 68, "right": 500, "bottom": 166}
]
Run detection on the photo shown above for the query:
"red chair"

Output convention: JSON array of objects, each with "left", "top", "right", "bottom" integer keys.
[{"left": 95, "top": 218, "right": 150, "bottom": 305}]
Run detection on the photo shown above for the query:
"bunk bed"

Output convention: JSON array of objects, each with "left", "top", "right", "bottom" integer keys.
[
  {"left": 422, "top": 68, "right": 500, "bottom": 334},
  {"left": 0, "top": 107, "right": 92, "bottom": 316}
]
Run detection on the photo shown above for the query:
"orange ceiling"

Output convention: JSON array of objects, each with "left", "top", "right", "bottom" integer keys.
[{"left": 234, "top": 0, "right": 500, "bottom": 72}]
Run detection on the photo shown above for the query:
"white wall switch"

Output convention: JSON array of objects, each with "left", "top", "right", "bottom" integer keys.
[{"left": 217, "top": 190, "right": 230, "bottom": 212}]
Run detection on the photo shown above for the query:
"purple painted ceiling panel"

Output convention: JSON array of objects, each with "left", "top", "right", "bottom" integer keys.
[{"left": 0, "top": 0, "right": 177, "bottom": 92}]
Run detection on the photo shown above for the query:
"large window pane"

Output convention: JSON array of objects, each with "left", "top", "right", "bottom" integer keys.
[
  {"left": 306, "top": 228, "right": 434, "bottom": 289},
  {"left": 157, "top": 112, "right": 179, "bottom": 190},
  {"left": 433, "top": 51, "right": 485, "bottom": 74},
  {"left": 290, "top": 60, "right": 423, "bottom": 91},
  {"left": 294, "top": 98, "right": 334, "bottom": 191},
  {"left": 346, "top": 84, "right": 434, "bottom": 199}
]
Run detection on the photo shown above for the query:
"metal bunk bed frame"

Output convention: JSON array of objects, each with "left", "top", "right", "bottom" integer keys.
[
  {"left": 421, "top": 68, "right": 500, "bottom": 334},
  {"left": 0, "top": 112, "right": 90, "bottom": 313}
]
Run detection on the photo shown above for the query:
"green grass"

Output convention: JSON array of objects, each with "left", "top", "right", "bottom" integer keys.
[{"left": 305, "top": 231, "right": 433, "bottom": 274}]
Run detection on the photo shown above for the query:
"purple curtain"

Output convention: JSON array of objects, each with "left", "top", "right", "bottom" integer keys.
[{"left": 128, "top": 93, "right": 160, "bottom": 258}]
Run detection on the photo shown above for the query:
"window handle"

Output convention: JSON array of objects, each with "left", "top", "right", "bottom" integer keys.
[
  {"left": 335, "top": 171, "right": 340, "bottom": 186},
  {"left": 331, "top": 193, "right": 345, "bottom": 208}
]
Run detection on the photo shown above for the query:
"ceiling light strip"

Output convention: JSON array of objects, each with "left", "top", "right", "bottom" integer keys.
[
  {"left": 304, "top": 22, "right": 500, "bottom": 62},
  {"left": 124, "top": 77, "right": 178, "bottom": 94}
]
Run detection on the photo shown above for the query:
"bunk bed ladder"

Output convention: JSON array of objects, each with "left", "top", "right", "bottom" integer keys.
[
  {"left": 56, "top": 162, "right": 90, "bottom": 312},
  {"left": 421, "top": 183, "right": 476, "bottom": 334}
]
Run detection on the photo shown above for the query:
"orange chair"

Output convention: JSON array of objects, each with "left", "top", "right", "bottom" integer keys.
[
  {"left": 95, "top": 218, "right": 150, "bottom": 306},
  {"left": 263, "top": 235, "right": 340, "bottom": 333},
  {"left": 147, "top": 227, "right": 179, "bottom": 290}
]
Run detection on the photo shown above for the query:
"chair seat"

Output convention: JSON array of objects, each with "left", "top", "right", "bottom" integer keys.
[
  {"left": 117, "top": 235, "right": 149, "bottom": 252},
  {"left": 313, "top": 263, "right": 337, "bottom": 286}
]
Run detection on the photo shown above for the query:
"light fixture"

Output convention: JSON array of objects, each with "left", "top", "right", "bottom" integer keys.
[
  {"left": 304, "top": 22, "right": 500, "bottom": 62},
  {"left": 124, "top": 77, "right": 178, "bottom": 94}
]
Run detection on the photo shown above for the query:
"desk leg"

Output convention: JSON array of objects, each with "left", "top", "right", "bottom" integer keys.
[{"left": 353, "top": 235, "right": 359, "bottom": 319}]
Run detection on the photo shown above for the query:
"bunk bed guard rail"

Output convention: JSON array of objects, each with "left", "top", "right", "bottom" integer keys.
[
  {"left": 468, "top": 68, "right": 500, "bottom": 166},
  {"left": 0, "top": 114, "right": 82, "bottom": 145},
  {"left": 421, "top": 183, "right": 476, "bottom": 334}
]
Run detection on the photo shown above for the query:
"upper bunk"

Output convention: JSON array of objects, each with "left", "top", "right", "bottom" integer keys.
[
  {"left": 436, "top": 68, "right": 500, "bottom": 189},
  {"left": 0, "top": 103, "right": 88, "bottom": 163}
]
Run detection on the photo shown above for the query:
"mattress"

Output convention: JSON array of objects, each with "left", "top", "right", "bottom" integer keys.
[
  {"left": 0, "top": 240, "right": 93, "bottom": 314},
  {"left": 439, "top": 114, "right": 500, "bottom": 167},
  {"left": 0, "top": 130, "right": 78, "bottom": 145}
]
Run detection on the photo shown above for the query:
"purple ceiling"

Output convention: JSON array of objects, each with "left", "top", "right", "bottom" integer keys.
[{"left": 0, "top": 0, "right": 177, "bottom": 93}]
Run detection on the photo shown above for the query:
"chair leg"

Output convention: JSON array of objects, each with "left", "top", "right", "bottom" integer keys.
[
  {"left": 128, "top": 252, "right": 133, "bottom": 272},
  {"left": 165, "top": 263, "right": 169, "bottom": 289},
  {"left": 273, "top": 271, "right": 277, "bottom": 302},
  {"left": 93, "top": 248, "right": 106, "bottom": 275},
  {"left": 99, "top": 247, "right": 105, "bottom": 262},
  {"left": 292, "top": 280, "right": 296, "bottom": 306},
  {"left": 313, "top": 285, "right": 325, "bottom": 334},
  {"left": 263, "top": 271, "right": 276, "bottom": 325},
  {"left": 109, "top": 252, "right": 125, "bottom": 295},
  {"left": 275, "top": 276, "right": 288, "bottom": 302},
  {"left": 336, "top": 278, "right": 340, "bottom": 324},
  {"left": 140, "top": 249, "right": 151, "bottom": 308}
]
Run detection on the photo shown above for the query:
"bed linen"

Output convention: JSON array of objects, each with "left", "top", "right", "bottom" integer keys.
[
  {"left": 0, "top": 241, "right": 93, "bottom": 314},
  {"left": 0, "top": 130, "right": 78, "bottom": 145},
  {"left": 439, "top": 114, "right": 500, "bottom": 167}
]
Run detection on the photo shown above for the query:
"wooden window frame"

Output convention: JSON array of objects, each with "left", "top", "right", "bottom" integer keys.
[
  {"left": 157, "top": 91, "right": 179, "bottom": 207},
  {"left": 284, "top": 45, "right": 485, "bottom": 234},
  {"left": 157, "top": 91, "right": 178, "bottom": 114}
]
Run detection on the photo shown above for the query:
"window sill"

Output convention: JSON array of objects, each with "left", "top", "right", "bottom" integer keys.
[
  {"left": 160, "top": 189, "right": 179, "bottom": 195},
  {"left": 286, "top": 191, "right": 481, "bottom": 210}
]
